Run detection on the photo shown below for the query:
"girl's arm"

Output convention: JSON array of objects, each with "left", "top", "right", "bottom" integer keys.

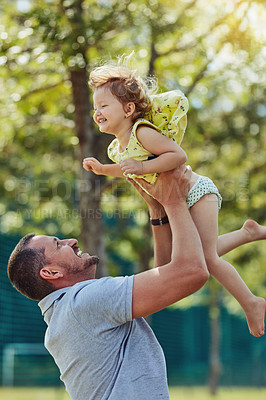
[
  {"left": 120, "top": 126, "right": 187, "bottom": 176},
  {"left": 83, "top": 157, "right": 124, "bottom": 178}
]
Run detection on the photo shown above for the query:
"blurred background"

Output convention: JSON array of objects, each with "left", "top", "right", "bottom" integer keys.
[{"left": 0, "top": 0, "right": 265, "bottom": 398}]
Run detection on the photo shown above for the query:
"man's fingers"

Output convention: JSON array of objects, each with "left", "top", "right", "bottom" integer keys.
[
  {"left": 128, "top": 164, "right": 192, "bottom": 205},
  {"left": 127, "top": 179, "right": 142, "bottom": 194},
  {"left": 132, "top": 177, "right": 152, "bottom": 191}
]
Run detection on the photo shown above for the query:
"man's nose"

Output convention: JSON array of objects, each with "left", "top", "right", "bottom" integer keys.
[{"left": 61, "top": 238, "right": 78, "bottom": 247}]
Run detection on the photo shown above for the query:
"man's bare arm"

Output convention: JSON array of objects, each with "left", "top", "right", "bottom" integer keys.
[
  {"left": 129, "top": 179, "right": 172, "bottom": 267},
  {"left": 131, "top": 166, "right": 209, "bottom": 319}
]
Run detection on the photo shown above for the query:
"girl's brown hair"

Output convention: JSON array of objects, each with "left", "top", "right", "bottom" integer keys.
[{"left": 89, "top": 57, "right": 157, "bottom": 121}]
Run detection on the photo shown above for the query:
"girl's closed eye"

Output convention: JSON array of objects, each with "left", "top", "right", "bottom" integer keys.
[{"left": 94, "top": 104, "right": 107, "bottom": 111}]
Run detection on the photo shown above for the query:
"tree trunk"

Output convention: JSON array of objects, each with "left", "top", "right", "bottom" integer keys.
[
  {"left": 61, "top": 0, "right": 107, "bottom": 277},
  {"left": 209, "top": 283, "right": 222, "bottom": 395},
  {"left": 148, "top": 41, "right": 158, "bottom": 77},
  {"left": 70, "top": 68, "right": 107, "bottom": 277}
]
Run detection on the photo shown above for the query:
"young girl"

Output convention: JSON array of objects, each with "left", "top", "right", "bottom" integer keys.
[{"left": 83, "top": 62, "right": 266, "bottom": 337}]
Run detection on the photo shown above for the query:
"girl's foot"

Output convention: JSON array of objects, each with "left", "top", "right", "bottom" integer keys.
[
  {"left": 242, "top": 219, "right": 266, "bottom": 242},
  {"left": 245, "top": 297, "right": 266, "bottom": 337}
]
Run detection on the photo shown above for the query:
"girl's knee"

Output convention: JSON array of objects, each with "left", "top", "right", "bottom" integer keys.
[{"left": 204, "top": 253, "right": 220, "bottom": 273}]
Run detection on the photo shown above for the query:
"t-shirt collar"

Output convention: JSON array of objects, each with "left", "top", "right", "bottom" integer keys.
[{"left": 38, "top": 287, "right": 68, "bottom": 315}]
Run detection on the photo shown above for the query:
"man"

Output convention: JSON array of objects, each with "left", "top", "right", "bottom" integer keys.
[{"left": 8, "top": 165, "right": 209, "bottom": 400}]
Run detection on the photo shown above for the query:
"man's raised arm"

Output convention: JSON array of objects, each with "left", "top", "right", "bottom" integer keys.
[{"left": 131, "top": 165, "right": 209, "bottom": 319}]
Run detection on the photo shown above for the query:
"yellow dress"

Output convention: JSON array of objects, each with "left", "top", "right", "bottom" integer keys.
[
  {"left": 107, "top": 90, "right": 189, "bottom": 184},
  {"left": 108, "top": 119, "right": 161, "bottom": 184}
]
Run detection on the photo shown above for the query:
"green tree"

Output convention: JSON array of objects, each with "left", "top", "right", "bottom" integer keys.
[
  {"left": 0, "top": 0, "right": 133, "bottom": 275},
  {"left": 1, "top": 0, "right": 265, "bottom": 394}
]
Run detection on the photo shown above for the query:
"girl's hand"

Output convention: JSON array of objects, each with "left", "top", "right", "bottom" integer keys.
[
  {"left": 83, "top": 157, "right": 103, "bottom": 175},
  {"left": 120, "top": 158, "right": 144, "bottom": 175}
]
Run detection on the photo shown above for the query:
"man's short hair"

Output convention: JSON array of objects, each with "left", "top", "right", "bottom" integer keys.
[{"left": 8, "top": 233, "right": 54, "bottom": 301}]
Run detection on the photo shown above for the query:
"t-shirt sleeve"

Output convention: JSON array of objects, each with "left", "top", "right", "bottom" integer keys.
[{"left": 71, "top": 276, "right": 134, "bottom": 329}]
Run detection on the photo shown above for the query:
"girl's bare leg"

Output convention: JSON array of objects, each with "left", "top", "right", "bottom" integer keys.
[
  {"left": 190, "top": 195, "right": 266, "bottom": 337},
  {"left": 218, "top": 219, "right": 266, "bottom": 257}
]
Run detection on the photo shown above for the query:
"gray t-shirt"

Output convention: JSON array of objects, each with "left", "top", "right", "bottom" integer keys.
[{"left": 38, "top": 276, "right": 169, "bottom": 400}]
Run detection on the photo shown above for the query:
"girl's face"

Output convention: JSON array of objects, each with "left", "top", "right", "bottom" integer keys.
[{"left": 93, "top": 86, "right": 134, "bottom": 135}]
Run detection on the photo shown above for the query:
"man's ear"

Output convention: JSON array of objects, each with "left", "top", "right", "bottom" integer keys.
[
  {"left": 124, "top": 102, "right": 135, "bottom": 118},
  {"left": 40, "top": 266, "right": 64, "bottom": 280}
]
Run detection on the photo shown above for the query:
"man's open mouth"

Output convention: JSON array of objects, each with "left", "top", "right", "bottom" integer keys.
[{"left": 73, "top": 246, "right": 83, "bottom": 258}]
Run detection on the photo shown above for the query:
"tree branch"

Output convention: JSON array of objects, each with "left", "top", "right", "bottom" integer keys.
[
  {"left": 19, "top": 80, "right": 66, "bottom": 101},
  {"left": 153, "top": 0, "right": 249, "bottom": 60},
  {"left": 185, "top": 36, "right": 228, "bottom": 96}
]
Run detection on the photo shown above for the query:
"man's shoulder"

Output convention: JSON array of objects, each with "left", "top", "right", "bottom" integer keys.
[
  {"left": 70, "top": 275, "right": 134, "bottom": 302},
  {"left": 69, "top": 275, "right": 134, "bottom": 326},
  {"left": 38, "top": 278, "right": 106, "bottom": 313},
  {"left": 39, "top": 276, "right": 134, "bottom": 316},
  {"left": 72, "top": 276, "right": 131, "bottom": 291}
]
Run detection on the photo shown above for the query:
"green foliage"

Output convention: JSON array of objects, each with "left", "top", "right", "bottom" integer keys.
[{"left": 0, "top": 0, "right": 265, "bottom": 299}]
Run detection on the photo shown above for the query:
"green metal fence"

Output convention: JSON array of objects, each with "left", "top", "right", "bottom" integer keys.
[{"left": 1, "top": 233, "right": 266, "bottom": 387}]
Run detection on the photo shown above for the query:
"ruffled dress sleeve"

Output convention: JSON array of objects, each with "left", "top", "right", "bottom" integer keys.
[
  {"left": 145, "top": 90, "right": 189, "bottom": 145},
  {"left": 107, "top": 138, "right": 120, "bottom": 164}
]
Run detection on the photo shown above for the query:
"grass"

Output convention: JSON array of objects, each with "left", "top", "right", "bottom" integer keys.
[
  {"left": 0, "top": 387, "right": 70, "bottom": 400},
  {"left": 169, "top": 386, "right": 266, "bottom": 399},
  {"left": 1, "top": 386, "right": 266, "bottom": 400}
]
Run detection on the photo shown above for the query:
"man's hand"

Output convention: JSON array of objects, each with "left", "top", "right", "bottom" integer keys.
[
  {"left": 83, "top": 157, "right": 103, "bottom": 175},
  {"left": 128, "top": 177, "right": 166, "bottom": 219},
  {"left": 120, "top": 158, "right": 144, "bottom": 175},
  {"left": 133, "top": 164, "right": 191, "bottom": 206}
]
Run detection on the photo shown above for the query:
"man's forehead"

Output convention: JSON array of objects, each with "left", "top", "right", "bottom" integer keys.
[{"left": 29, "top": 235, "right": 54, "bottom": 248}]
